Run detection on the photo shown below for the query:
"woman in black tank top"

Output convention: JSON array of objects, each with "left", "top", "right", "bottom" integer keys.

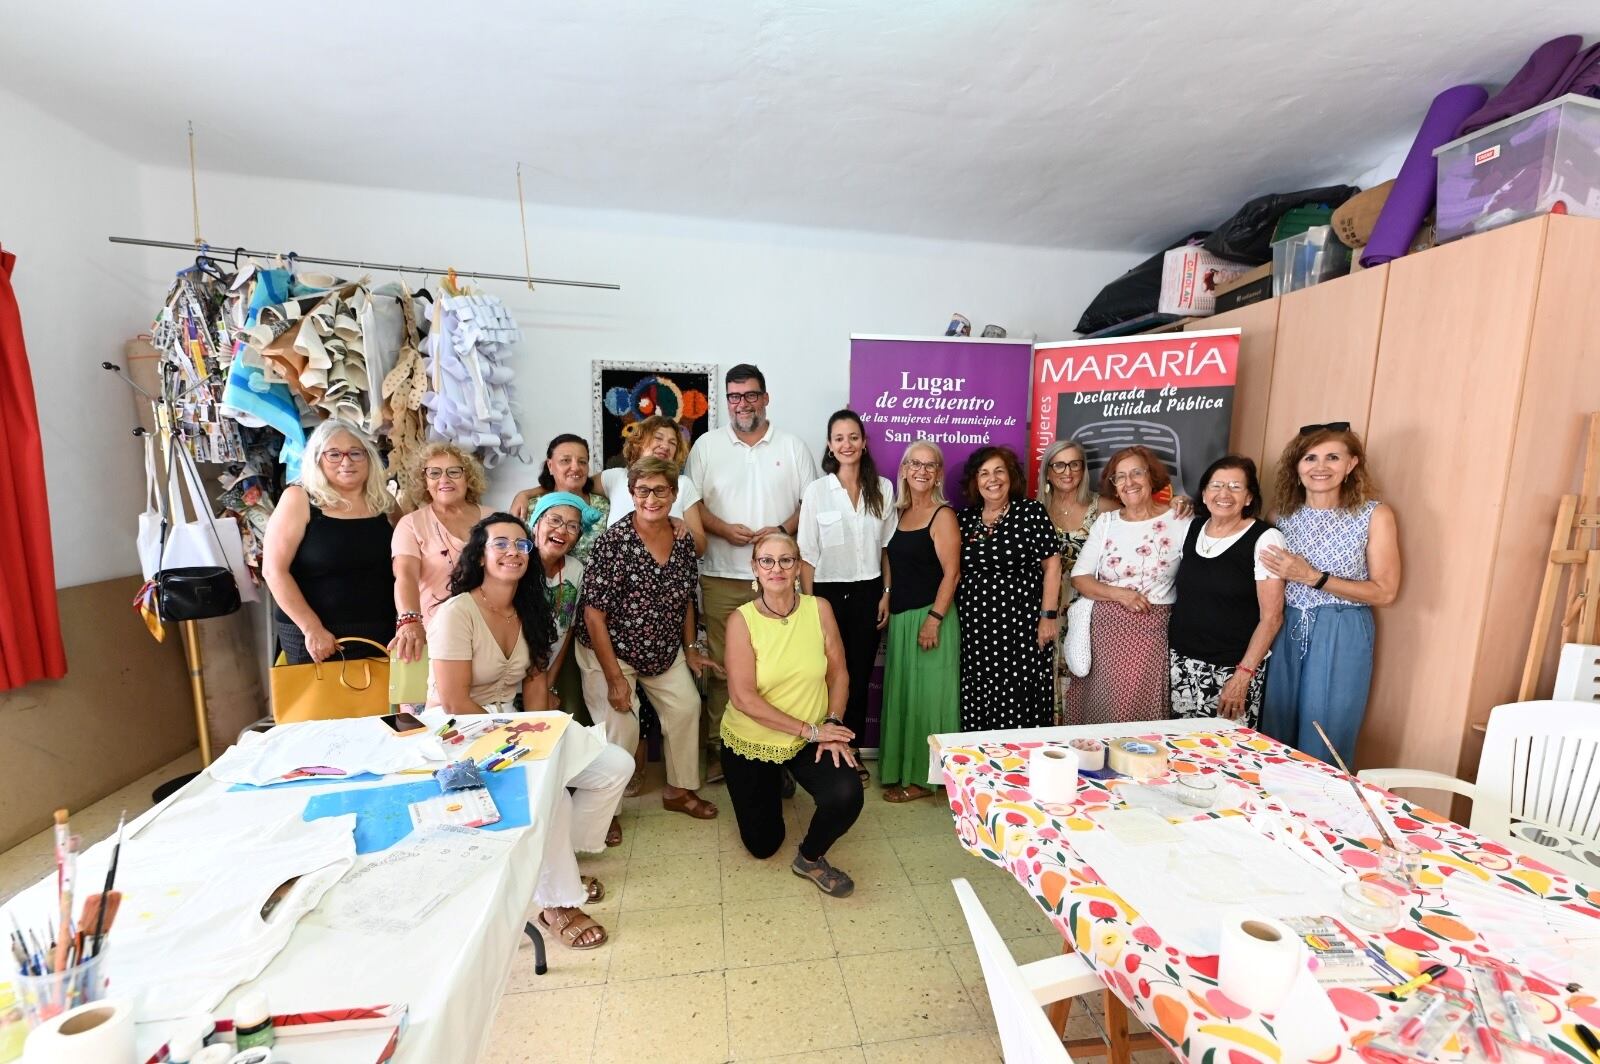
[
  {"left": 878, "top": 442, "right": 963, "bottom": 802},
  {"left": 263, "top": 420, "right": 397, "bottom": 664}
]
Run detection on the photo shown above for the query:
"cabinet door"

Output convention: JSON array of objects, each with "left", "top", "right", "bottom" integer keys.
[
  {"left": 1261, "top": 266, "right": 1389, "bottom": 488},
  {"left": 1361, "top": 219, "right": 1548, "bottom": 774},
  {"left": 1186, "top": 298, "right": 1278, "bottom": 468}
]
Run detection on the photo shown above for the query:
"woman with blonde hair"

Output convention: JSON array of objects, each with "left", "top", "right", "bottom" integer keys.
[
  {"left": 878, "top": 440, "right": 960, "bottom": 802},
  {"left": 1261, "top": 423, "right": 1401, "bottom": 765},
  {"left": 601, "top": 414, "right": 707, "bottom": 555},
  {"left": 389, "top": 442, "right": 492, "bottom": 663},
  {"left": 1039, "top": 439, "right": 1102, "bottom": 721},
  {"left": 263, "top": 418, "right": 395, "bottom": 664}
]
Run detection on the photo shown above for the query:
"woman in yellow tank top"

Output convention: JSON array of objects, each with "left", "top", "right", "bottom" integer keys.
[{"left": 722, "top": 531, "right": 864, "bottom": 896}]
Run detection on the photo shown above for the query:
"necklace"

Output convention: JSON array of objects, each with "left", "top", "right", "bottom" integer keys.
[
  {"left": 474, "top": 588, "right": 518, "bottom": 623},
  {"left": 979, "top": 502, "right": 1010, "bottom": 536},
  {"left": 759, "top": 590, "right": 800, "bottom": 625}
]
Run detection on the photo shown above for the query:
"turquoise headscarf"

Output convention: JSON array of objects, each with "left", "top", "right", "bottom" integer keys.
[{"left": 531, "top": 491, "right": 603, "bottom": 532}]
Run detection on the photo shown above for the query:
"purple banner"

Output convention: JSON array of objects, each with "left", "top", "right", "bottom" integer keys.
[{"left": 849, "top": 335, "right": 1035, "bottom": 505}]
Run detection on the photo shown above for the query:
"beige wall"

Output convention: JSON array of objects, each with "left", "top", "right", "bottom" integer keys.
[{"left": 0, "top": 577, "right": 194, "bottom": 852}]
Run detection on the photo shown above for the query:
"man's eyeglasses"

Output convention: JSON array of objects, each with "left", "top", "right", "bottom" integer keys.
[
  {"left": 1299, "top": 421, "right": 1351, "bottom": 435},
  {"left": 755, "top": 555, "right": 799, "bottom": 570},
  {"left": 321, "top": 448, "right": 368, "bottom": 464},
  {"left": 487, "top": 537, "right": 534, "bottom": 555},
  {"left": 726, "top": 391, "right": 766, "bottom": 407},
  {"left": 1049, "top": 459, "right": 1085, "bottom": 473},
  {"left": 424, "top": 466, "right": 465, "bottom": 480},
  {"left": 632, "top": 484, "right": 675, "bottom": 500}
]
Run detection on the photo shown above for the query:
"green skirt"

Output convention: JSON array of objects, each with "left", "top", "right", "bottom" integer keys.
[{"left": 880, "top": 604, "right": 961, "bottom": 788}]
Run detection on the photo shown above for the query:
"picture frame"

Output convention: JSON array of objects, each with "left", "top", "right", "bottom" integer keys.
[{"left": 591, "top": 361, "right": 719, "bottom": 469}]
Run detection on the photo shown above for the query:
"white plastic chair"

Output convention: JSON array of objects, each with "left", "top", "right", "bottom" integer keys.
[
  {"left": 1359, "top": 700, "right": 1600, "bottom": 887},
  {"left": 953, "top": 878, "right": 1100, "bottom": 1062},
  {"left": 1554, "top": 644, "right": 1600, "bottom": 703}
]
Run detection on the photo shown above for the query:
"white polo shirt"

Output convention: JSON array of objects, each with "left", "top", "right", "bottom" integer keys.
[
  {"left": 686, "top": 423, "right": 820, "bottom": 579},
  {"left": 797, "top": 474, "right": 898, "bottom": 583}
]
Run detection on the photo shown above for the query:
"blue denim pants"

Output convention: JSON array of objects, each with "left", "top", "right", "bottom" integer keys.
[{"left": 1260, "top": 604, "right": 1375, "bottom": 766}]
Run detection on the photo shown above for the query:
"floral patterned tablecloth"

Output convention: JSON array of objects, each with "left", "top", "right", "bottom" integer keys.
[{"left": 939, "top": 727, "right": 1600, "bottom": 1063}]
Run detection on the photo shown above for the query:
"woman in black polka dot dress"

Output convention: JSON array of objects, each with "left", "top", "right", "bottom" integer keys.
[{"left": 956, "top": 446, "right": 1062, "bottom": 730}]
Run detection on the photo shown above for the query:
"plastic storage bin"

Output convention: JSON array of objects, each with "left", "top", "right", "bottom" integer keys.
[
  {"left": 1271, "top": 226, "right": 1351, "bottom": 297},
  {"left": 1433, "top": 94, "right": 1600, "bottom": 244}
]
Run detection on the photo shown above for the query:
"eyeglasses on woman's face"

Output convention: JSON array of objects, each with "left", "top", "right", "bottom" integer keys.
[
  {"left": 904, "top": 458, "right": 939, "bottom": 473},
  {"left": 1205, "top": 479, "right": 1248, "bottom": 494},
  {"left": 755, "top": 554, "right": 799, "bottom": 571},
  {"left": 1049, "top": 459, "right": 1085, "bottom": 473},
  {"left": 424, "top": 466, "right": 465, "bottom": 480},
  {"left": 632, "top": 484, "right": 674, "bottom": 500},
  {"left": 541, "top": 516, "right": 583, "bottom": 535},
  {"left": 487, "top": 536, "right": 534, "bottom": 555},
  {"left": 321, "top": 448, "right": 368, "bottom": 465},
  {"left": 1109, "top": 466, "right": 1148, "bottom": 486}
]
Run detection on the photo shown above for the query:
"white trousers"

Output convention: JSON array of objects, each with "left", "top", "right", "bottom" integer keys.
[
  {"left": 532, "top": 731, "right": 633, "bottom": 909},
  {"left": 574, "top": 643, "right": 703, "bottom": 792}
]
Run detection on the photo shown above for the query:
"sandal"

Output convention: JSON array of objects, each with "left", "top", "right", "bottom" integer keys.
[
  {"left": 582, "top": 875, "right": 605, "bottom": 904},
  {"left": 883, "top": 783, "right": 935, "bottom": 804},
  {"left": 605, "top": 817, "right": 623, "bottom": 847},
  {"left": 661, "top": 791, "right": 718, "bottom": 819},
  {"left": 537, "top": 907, "right": 608, "bottom": 950},
  {"left": 792, "top": 851, "right": 855, "bottom": 898},
  {"left": 623, "top": 768, "right": 646, "bottom": 798}
]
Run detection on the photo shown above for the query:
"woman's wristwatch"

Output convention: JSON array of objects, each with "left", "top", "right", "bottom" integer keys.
[
  {"left": 1313, "top": 571, "right": 1331, "bottom": 590},
  {"left": 927, "top": 609, "right": 944, "bottom": 622},
  {"left": 1040, "top": 609, "right": 1059, "bottom": 619},
  {"left": 687, "top": 640, "right": 709, "bottom": 655}
]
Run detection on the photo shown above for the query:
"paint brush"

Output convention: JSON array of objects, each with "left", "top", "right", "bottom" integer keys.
[
  {"left": 89, "top": 813, "right": 125, "bottom": 958},
  {"left": 1311, "top": 720, "right": 1399, "bottom": 851},
  {"left": 53, "top": 836, "right": 77, "bottom": 974}
]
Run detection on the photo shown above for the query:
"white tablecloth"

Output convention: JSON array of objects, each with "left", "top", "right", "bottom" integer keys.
[{"left": 4, "top": 712, "right": 604, "bottom": 1064}]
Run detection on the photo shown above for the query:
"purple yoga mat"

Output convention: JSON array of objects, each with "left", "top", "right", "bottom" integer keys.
[{"left": 1361, "top": 84, "right": 1489, "bottom": 268}]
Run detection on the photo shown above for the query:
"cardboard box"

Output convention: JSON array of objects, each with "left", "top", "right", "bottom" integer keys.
[
  {"left": 1213, "top": 274, "right": 1274, "bottom": 314},
  {"left": 1213, "top": 262, "right": 1270, "bottom": 297},
  {"left": 1159, "top": 246, "right": 1252, "bottom": 316}
]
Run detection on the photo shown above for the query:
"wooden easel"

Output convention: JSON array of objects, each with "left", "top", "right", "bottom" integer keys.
[{"left": 1519, "top": 412, "right": 1600, "bottom": 701}]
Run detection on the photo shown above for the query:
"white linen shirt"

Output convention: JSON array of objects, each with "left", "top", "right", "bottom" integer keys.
[
  {"left": 686, "top": 424, "right": 820, "bottom": 579},
  {"left": 601, "top": 466, "right": 703, "bottom": 526},
  {"left": 797, "top": 474, "right": 898, "bottom": 583}
]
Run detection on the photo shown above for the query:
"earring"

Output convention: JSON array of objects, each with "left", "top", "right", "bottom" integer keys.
[{"left": 750, "top": 579, "right": 759, "bottom": 591}]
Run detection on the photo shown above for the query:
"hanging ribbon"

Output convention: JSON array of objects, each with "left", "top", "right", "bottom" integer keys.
[
  {"left": 516, "top": 163, "right": 535, "bottom": 292},
  {"left": 187, "top": 120, "right": 205, "bottom": 247}
]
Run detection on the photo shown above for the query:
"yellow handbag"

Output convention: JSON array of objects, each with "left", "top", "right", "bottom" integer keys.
[{"left": 271, "top": 637, "right": 394, "bottom": 724}]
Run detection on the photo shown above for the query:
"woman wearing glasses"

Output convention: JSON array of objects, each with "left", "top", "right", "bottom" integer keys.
[
  {"left": 1167, "top": 456, "right": 1285, "bottom": 727},
  {"left": 1066, "top": 446, "right": 1191, "bottom": 724},
  {"left": 428, "top": 513, "right": 633, "bottom": 951},
  {"left": 530, "top": 492, "right": 604, "bottom": 710},
  {"left": 577, "top": 457, "right": 724, "bottom": 835},
  {"left": 1260, "top": 424, "right": 1401, "bottom": 765},
  {"left": 1040, "top": 440, "right": 1101, "bottom": 722},
  {"left": 600, "top": 414, "right": 707, "bottom": 556},
  {"left": 389, "top": 443, "right": 492, "bottom": 664},
  {"left": 879, "top": 441, "right": 961, "bottom": 802},
  {"left": 722, "top": 530, "right": 862, "bottom": 896},
  {"left": 264, "top": 418, "right": 395, "bottom": 664},
  {"left": 797, "top": 409, "right": 897, "bottom": 773}
]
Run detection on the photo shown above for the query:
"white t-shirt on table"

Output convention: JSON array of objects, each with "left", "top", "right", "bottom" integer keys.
[{"left": 685, "top": 423, "right": 820, "bottom": 579}]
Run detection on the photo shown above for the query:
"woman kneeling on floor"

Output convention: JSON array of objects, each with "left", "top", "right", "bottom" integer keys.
[
  {"left": 428, "top": 513, "right": 633, "bottom": 949},
  {"left": 721, "top": 531, "right": 864, "bottom": 897}
]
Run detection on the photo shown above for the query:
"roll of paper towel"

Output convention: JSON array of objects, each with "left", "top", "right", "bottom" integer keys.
[
  {"left": 22, "top": 998, "right": 136, "bottom": 1064},
  {"left": 1028, "top": 746, "right": 1080, "bottom": 804},
  {"left": 1218, "top": 916, "right": 1302, "bottom": 1014}
]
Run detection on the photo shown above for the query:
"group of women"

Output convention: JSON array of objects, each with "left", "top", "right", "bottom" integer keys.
[{"left": 259, "top": 409, "right": 1401, "bottom": 949}]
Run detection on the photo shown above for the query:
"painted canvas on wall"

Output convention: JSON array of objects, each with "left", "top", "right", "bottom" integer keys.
[{"left": 591, "top": 362, "right": 717, "bottom": 468}]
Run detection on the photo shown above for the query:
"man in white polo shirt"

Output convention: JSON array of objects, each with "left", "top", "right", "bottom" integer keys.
[{"left": 686, "top": 363, "right": 820, "bottom": 780}]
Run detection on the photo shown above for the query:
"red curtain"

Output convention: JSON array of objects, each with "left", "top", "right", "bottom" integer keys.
[{"left": 0, "top": 245, "right": 67, "bottom": 689}]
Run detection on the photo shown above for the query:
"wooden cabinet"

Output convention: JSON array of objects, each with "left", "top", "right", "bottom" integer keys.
[{"left": 1186, "top": 298, "right": 1278, "bottom": 468}]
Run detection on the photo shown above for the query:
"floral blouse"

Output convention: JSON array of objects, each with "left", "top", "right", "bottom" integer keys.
[
  {"left": 576, "top": 516, "right": 698, "bottom": 676},
  {"left": 1070, "top": 509, "right": 1192, "bottom": 605}
]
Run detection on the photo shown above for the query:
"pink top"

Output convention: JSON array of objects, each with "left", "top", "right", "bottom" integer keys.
[{"left": 391, "top": 504, "right": 492, "bottom": 621}]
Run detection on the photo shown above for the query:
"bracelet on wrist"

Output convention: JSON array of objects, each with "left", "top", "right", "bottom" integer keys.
[
  {"left": 928, "top": 609, "right": 944, "bottom": 622},
  {"left": 1313, "top": 570, "right": 1331, "bottom": 590},
  {"left": 1235, "top": 663, "right": 1256, "bottom": 676},
  {"left": 824, "top": 716, "right": 844, "bottom": 727}
]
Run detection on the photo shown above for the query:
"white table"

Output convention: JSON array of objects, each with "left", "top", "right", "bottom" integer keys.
[{"left": 4, "top": 713, "right": 602, "bottom": 1064}]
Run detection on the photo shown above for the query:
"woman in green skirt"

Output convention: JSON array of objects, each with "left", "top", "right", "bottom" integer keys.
[{"left": 879, "top": 440, "right": 962, "bottom": 802}]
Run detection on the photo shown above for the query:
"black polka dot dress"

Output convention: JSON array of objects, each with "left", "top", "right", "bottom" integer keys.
[{"left": 957, "top": 498, "right": 1060, "bottom": 730}]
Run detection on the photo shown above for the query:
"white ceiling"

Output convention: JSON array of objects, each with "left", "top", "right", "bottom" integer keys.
[{"left": 3, "top": 1, "right": 1596, "bottom": 250}]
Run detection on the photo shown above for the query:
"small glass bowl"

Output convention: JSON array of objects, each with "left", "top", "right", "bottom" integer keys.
[
  {"left": 1375, "top": 841, "right": 1426, "bottom": 889},
  {"left": 1341, "top": 878, "right": 1404, "bottom": 932},
  {"left": 1175, "top": 774, "right": 1219, "bottom": 809}
]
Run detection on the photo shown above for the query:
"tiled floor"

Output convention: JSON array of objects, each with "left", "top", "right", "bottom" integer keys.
[
  {"left": 0, "top": 753, "right": 1173, "bottom": 1063},
  {"left": 485, "top": 763, "right": 1174, "bottom": 1064}
]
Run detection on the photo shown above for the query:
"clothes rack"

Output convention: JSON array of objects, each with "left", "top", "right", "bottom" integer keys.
[{"left": 107, "top": 237, "right": 620, "bottom": 291}]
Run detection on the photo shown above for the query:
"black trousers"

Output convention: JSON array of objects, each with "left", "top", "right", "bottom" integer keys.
[
  {"left": 813, "top": 578, "right": 883, "bottom": 741},
  {"left": 722, "top": 743, "right": 864, "bottom": 861}
]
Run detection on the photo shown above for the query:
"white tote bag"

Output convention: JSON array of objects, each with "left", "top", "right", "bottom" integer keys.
[
  {"left": 137, "top": 435, "right": 166, "bottom": 581},
  {"left": 164, "top": 443, "right": 259, "bottom": 602},
  {"left": 1065, "top": 596, "right": 1094, "bottom": 677}
]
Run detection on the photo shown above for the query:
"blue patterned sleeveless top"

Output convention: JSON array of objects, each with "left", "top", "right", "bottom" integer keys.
[{"left": 1280, "top": 499, "right": 1379, "bottom": 611}]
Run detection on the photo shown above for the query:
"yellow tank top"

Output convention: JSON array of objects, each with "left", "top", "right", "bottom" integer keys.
[{"left": 721, "top": 595, "right": 829, "bottom": 763}]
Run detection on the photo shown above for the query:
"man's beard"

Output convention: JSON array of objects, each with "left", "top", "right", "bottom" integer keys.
[{"left": 734, "top": 412, "right": 764, "bottom": 433}]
